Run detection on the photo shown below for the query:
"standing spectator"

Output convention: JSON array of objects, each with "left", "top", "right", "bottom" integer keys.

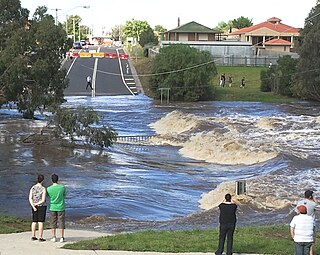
[
  {"left": 28, "top": 174, "right": 47, "bottom": 242},
  {"left": 215, "top": 193, "right": 238, "bottom": 255},
  {"left": 219, "top": 73, "right": 226, "bottom": 87},
  {"left": 47, "top": 174, "right": 66, "bottom": 243},
  {"left": 290, "top": 205, "right": 315, "bottom": 255},
  {"left": 240, "top": 77, "right": 246, "bottom": 88},
  {"left": 296, "top": 190, "right": 318, "bottom": 218},
  {"left": 86, "top": 75, "right": 93, "bottom": 90},
  {"left": 228, "top": 75, "right": 233, "bottom": 87},
  {"left": 295, "top": 190, "right": 318, "bottom": 255}
]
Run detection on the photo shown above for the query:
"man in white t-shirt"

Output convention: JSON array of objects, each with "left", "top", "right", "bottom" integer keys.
[
  {"left": 290, "top": 205, "right": 315, "bottom": 255},
  {"left": 296, "top": 190, "right": 318, "bottom": 255},
  {"left": 86, "top": 76, "right": 93, "bottom": 90}
]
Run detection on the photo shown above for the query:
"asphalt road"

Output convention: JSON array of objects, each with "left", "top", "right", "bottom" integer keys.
[{"left": 63, "top": 45, "right": 138, "bottom": 96}]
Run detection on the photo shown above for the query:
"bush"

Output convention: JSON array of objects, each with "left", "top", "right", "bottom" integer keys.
[
  {"left": 149, "top": 44, "right": 217, "bottom": 102},
  {"left": 260, "top": 69, "right": 272, "bottom": 92}
]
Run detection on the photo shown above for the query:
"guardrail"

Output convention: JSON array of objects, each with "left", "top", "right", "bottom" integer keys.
[{"left": 116, "top": 135, "right": 156, "bottom": 143}]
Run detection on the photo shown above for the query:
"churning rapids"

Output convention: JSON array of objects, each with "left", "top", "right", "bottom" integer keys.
[{"left": 0, "top": 95, "right": 320, "bottom": 233}]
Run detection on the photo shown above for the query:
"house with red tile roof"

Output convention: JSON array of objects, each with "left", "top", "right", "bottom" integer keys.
[{"left": 229, "top": 17, "right": 300, "bottom": 54}]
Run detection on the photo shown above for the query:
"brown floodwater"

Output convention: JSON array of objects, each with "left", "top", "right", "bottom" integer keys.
[{"left": 0, "top": 96, "right": 320, "bottom": 233}]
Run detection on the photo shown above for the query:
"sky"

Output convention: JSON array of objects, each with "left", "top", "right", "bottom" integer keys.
[{"left": 20, "top": 0, "right": 317, "bottom": 35}]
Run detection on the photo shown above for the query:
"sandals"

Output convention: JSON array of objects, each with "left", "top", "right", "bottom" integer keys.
[
  {"left": 39, "top": 238, "right": 46, "bottom": 242},
  {"left": 31, "top": 237, "right": 38, "bottom": 241}
]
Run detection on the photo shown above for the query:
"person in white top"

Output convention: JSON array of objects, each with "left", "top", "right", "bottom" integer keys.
[
  {"left": 28, "top": 174, "right": 47, "bottom": 242},
  {"left": 86, "top": 75, "right": 93, "bottom": 90},
  {"left": 290, "top": 205, "right": 315, "bottom": 255},
  {"left": 295, "top": 190, "right": 318, "bottom": 255},
  {"left": 296, "top": 190, "right": 318, "bottom": 218}
]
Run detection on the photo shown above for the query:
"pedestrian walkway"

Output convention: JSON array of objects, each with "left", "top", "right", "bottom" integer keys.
[{"left": 0, "top": 229, "right": 265, "bottom": 255}]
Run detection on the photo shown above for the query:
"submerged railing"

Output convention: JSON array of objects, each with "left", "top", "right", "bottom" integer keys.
[{"left": 116, "top": 135, "right": 157, "bottom": 143}]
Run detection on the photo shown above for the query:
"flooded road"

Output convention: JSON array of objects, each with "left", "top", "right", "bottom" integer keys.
[{"left": 0, "top": 95, "right": 320, "bottom": 233}]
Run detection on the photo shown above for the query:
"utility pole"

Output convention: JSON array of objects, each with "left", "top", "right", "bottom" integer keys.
[
  {"left": 51, "top": 8, "right": 61, "bottom": 25},
  {"left": 73, "top": 17, "right": 76, "bottom": 42}
]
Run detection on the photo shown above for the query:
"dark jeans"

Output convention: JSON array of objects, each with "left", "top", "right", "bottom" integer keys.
[
  {"left": 294, "top": 242, "right": 312, "bottom": 255},
  {"left": 216, "top": 223, "right": 236, "bottom": 255}
]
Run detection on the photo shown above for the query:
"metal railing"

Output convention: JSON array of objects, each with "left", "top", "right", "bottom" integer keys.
[{"left": 116, "top": 135, "right": 157, "bottom": 143}]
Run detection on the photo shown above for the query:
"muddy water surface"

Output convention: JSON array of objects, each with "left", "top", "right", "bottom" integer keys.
[{"left": 0, "top": 95, "right": 320, "bottom": 233}]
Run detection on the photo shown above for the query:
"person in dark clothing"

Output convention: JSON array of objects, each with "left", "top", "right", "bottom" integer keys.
[
  {"left": 240, "top": 77, "right": 246, "bottom": 88},
  {"left": 215, "top": 193, "right": 238, "bottom": 255}
]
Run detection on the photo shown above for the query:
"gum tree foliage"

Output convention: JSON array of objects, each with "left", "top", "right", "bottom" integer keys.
[
  {"left": 111, "top": 25, "right": 122, "bottom": 41},
  {"left": 139, "top": 27, "right": 158, "bottom": 47},
  {"left": 260, "top": 56, "right": 297, "bottom": 96},
  {"left": 214, "top": 20, "right": 233, "bottom": 33},
  {"left": 121, "top": 19, "right": 151, "bottom": 42},
  {"left": 292, "top": 1, "right": 320, "bottom": 101},
  {"left": 232, "top": 16, "right": 253, "bottom": 29},
  {"left": 50, "top": 106, "right": 118, "bottom": 148},
  {"left": 64, "top": 15, "right": 89, "bottom": 41},
  {"left": 154, "top": 25, "right": 167, "bottom": 34},
  {"left": 0, "top": 4, "right": 69, "bottom": 119},
  {"left": 149, "top": 44, "right": 217, "bottom": 101},
  {"left": 0, "top": 0, "right": 29, "bottom": 50}
]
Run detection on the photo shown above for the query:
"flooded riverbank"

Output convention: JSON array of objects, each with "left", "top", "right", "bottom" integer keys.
[{"left": 0, "top": 95, "right": 319, "bottom": 233}]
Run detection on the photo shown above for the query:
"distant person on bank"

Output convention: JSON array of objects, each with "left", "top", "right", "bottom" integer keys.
[
  {"left": 28, "top": 174, "right": 47, "bottom": 242},
  {"left": 215, "top": 193, "right": 238, "bottom": 255},
  {"left": 290, "top": 205, "right": 314, "bottom": 255},
  {"left": 240, "top": 77, "right": 246, "bottom": 88},
  {"left": 47, "top": 174, "right": 66, "bottom": 243}
]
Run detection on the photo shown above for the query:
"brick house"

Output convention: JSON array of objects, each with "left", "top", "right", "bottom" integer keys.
[{"left": 229, "top": 17, "right": 300, "bottom": 54}]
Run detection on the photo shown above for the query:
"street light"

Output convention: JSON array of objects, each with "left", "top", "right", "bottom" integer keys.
[{"left": 51, "top": 8, "right": 62, "bottom": 25}]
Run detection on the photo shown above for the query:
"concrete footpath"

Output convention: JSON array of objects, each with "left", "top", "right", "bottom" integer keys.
[{"left": 0, "top": 229, "right": 265, "bottom": 255}]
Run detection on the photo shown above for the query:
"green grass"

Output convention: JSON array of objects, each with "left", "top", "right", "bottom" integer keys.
[
  {"left": 63, "top": 225, "right": 314, "bottom": 255},
  {"left": 132, "top": 58, "right": 298, "bottom": 103},
  {"left": 214, "top": 66, "right": 297, "bottom": 103},
  {"left": 0, "top": 215, "right": 30, "bottom": 234},
  {"left": 0, "top": 216, "right": 315, "bottom": 255}
]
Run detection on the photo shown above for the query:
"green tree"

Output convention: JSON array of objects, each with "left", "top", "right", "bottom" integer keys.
[
  {"left": 0, "top": 0, "right": 29, "bottom": 50},
  {"left": 214, "top": 20, "right": 233, "bottom": 33},
  {"left": 154, "top": 25, "right": 167, "bottom": 34},
  {"left": 260, "top": 56, "right": 297, "bottom": 96},
  {"left": 50, "top": 106, "right": 118, "bottom": 148},
  {"left": 64, "top": 15, "right": 82, "bottom": 41},
  {"left": 149, "top": 44, "right": 217, "bottom": 101},
  {"left": 111, "top": 25, "right": 122, "bottom": 41},
  {"left": 121, "top": 19, "right": 151, "bottom": 43},
  {"left": 292, "top": 2, "right": 320, "bottom": 101},
  {"left": 139, "top": 27, "right": 158, "bottom": 47},
  {"left": 232, "top": 16, "right": 253, "bottom": 29},
  {"left": 0, "top": 6, "right": 69, "bottom": 119},
  {"left": 276, "top": 56, "right": 297, "bottom": 96},
  {"left": 260, "top": 69, "right": 272, "bottom": 92}
]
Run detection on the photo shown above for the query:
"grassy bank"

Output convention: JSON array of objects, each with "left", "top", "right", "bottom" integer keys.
[
  {"left": 215, "top": 66, "right": 296, "bottom": 103},
  {"left": 132, "top": 57, "right": 297, "bottom": 103},
  {"left": 0, "top": 215, "right": 30, "bottom": 234},
  {"left": 0, "top": 215, "right": 317, "bottom": 255},
  {"left": 63, "top": 224, "right": 318, "bottom": 255}
]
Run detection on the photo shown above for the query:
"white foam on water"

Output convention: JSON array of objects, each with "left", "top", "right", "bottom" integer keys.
[{"left": 149, "top": 110, "right": 320, "bottom": 166}]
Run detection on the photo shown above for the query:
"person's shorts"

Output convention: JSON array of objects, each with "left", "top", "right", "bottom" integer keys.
[
  {"left": 50, "top": 211, "right": 65, "bottom": 229},
  {"left": 32, "top": 205, "right": 47, "bottom": 222}
]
